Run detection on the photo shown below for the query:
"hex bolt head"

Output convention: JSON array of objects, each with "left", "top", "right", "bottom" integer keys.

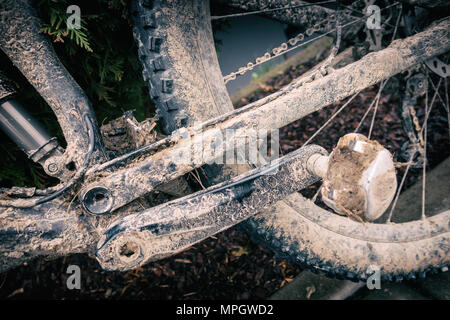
[
  {"left": 116, "top": 240, "right": 143, "bottom": 265},
  {"left": 80, "top": 186, "right": 114, "bottom": 215},
  {"left": 47, "top": 163, "right": 58, "bottom": 173},
  {"left": 95, "top": 233, "right": 147, "bottom": 271}
]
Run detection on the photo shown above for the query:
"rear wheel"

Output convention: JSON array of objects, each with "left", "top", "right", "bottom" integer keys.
[{"left": 131, "top": 0, "right": 449, "bottom": 281}]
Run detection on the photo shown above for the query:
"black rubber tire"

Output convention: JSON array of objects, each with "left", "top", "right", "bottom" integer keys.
[
  {"left": 241, "top": 192, "right": 449, "bottom": 282},
  {"left": 131, "top": 0, "right": 235, "bottom": 134},
  {"left": 131, "top": 0, "right": 449, "bottom": 281}
]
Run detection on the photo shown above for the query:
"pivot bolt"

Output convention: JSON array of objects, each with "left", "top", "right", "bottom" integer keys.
[
  {"left": 80, "top": 186, "right": 114, "bottom": 215},
  {"left": 47, "top": 163, "right": 58, "bottom": 173}
]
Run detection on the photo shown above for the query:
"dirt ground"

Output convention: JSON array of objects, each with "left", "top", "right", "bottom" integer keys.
[{"left": 0, "top": 58, "right": 448, "bottom": 300}]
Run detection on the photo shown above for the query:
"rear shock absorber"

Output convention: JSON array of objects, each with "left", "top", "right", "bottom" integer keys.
[{"left": 0, "top": 71, "right": 63, "bottom": 176}]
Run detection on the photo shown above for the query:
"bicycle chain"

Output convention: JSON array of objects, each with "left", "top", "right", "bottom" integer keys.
[
  {"left": 409, "top": 105, "right": 424, "bottom": 146},
  {"left": 223, "top": 15, "right": 335, "bottom": 84},
  {"left": 223, "top": 2, "right": 362, "bottom": 84},
  {"left": 400, "top": 72, "right": 427, "bottom": 168}
]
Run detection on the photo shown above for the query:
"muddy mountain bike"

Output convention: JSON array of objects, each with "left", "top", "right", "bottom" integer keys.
[{"left": 0, "top": 0, "right": 449, "bottom": 283}]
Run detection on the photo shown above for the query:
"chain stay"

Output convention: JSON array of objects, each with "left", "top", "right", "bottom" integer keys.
[{"left": 95, "top": 145, "right": 325, "bottom": 271}]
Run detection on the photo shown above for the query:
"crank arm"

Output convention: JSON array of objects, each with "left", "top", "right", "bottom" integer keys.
[{"left": 95, "top": 145, "right": 326, "bottom": 271}]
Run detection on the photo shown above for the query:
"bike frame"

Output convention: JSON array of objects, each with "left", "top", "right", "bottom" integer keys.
[{"left": 0, "top": 0, "right": 449, "bottom": 272}]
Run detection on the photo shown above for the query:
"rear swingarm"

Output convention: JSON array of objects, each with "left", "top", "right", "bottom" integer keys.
[{"left": 95, "top": 145, "right": 326, "bottom": 271}]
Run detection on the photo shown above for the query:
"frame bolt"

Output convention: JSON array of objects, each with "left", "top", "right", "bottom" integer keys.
[
  {"left": 47, "top": 163, "right": 58, "bottom": 173},
  {"left": 80, "top": 186, "right": 114, "bottom": 215}
]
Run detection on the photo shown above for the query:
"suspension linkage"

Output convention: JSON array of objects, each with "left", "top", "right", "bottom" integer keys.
[{"left": 95, "top": 145, "right": 327, "bottom": 271}]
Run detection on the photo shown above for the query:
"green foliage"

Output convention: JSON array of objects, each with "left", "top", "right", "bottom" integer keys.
[
  {"left": 0, "top": 0, "right": 154, "bottom": 187},
  {"left": 39, "top": 2, "right": 94, "bottom": 52},
  {"left": 37, "top": 0, "right": 153, "bottom": 121}
]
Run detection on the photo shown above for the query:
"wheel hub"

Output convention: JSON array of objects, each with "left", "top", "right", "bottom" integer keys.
[{"left": 309, "top": 133, "right": 397, "bottom": 221}]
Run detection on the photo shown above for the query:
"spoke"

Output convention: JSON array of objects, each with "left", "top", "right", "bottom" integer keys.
[
  {"left": 354, "top": 95, "right": 378, "bottom": 133},
  {"left": 388, "top": 75, "right": 442, "bottom": 223},
  {"left": 325, "top": 3, "right": 399, "bottom": 138},
  {"left": 446, "top": 77, "right": 450, "bottom": 138},
  {"left": 419, "top": 71, "right": 448, "bottom": 219},
  {"left": 343, "top": 5, "right": 401, "bottom": 137},
  {"left": 190, "top": 169, "right": 206, "bottom": 190},
  {"left": 428, "top": 74, "right": 450, "bottom": 138},
  {"left": 211, "top": 1, "right": 338, "bottom": 20},
  {"left": 386, "top": 153, "right": 414, "bottom": 223},
  {"left": 389, "top": 3, "right": 403, "bottom": 42},
  {"left": 312, "top": 184, "right": 323, "bottom": 203},
  {"left": 427, "top": 75, "right": 447, "bottom": 112},
  {"left": 303, "top": 91, "right": 360, "bottom": 146},
  {"left": 419, "top": 77, "right": 442, "bottom": 138},
  {"left": 306, "top": 3, "right": 399, "bottom": 145},
  {"left": 354, "top": 80, "right": 387, "bottom": 133},
  {"left": 367, "top": 1, "right": 400, "bottom": 141},
  {"left": 421, "top": 75, "right": 429, "bottom": 220},
  {"left": 367, "top": 84, "right": 383, "bottom": 139}
]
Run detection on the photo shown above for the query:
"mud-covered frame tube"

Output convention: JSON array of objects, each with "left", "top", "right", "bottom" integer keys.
[
  {"left": 0, "top": 0, "right": 106, "bottom": 177},
  {"left": 0, "top": 1, "right": 448, "bottom": 272}
]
